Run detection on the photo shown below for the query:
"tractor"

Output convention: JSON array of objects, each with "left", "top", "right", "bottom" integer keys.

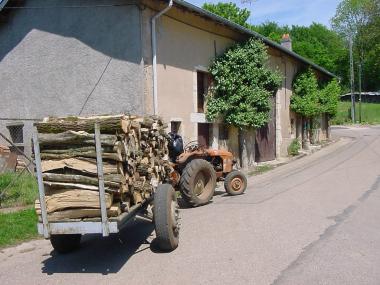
[{"left": 167, "top": 132, "right": 247, "bottom": 207}]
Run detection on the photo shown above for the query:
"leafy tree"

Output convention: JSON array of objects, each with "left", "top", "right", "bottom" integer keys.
[
  {"left": 359, "top": 0, "right": 380, "bottom": 90},
  {"left": 319, "top": 79, "right": 341, "bottom": 117},
  {"left": 290, "top": 70, "right": 321, "bottom": 118},
  {"left": 332, "top": 0, "right": 380, "bottom": 90},
  {"left": 206, "top": 38, "right": 282, "bottom": 129},
  {"left": 202, "top": 2, "right": 251, "bottom": 28},
  {"left": 291, "top": 24, "right": 349, "bottom": 85},
  {"left": 331, "top": 0, "right": 373, "bottom": 38},
  {"left": 291, "top": 70, "right": 341, "bottom": 119},
  {"left": 252, "top": 21, "right": 289, "bottom": 43}
]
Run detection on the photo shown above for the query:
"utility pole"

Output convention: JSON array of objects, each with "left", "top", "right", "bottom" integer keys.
[
  {"left": 358, "top": 63, "right": 362, "bottom": 123},
  {"left": 349, "top": 36, "right": 355, "bottom": 123}
]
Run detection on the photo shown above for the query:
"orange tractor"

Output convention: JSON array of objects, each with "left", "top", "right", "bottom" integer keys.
[{"left": 167, "top": 133, "right": 247, "bottom": 207}]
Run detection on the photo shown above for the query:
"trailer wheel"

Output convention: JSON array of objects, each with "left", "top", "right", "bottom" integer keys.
[
  {"left": 50, "top": 234, "right": 81, "bottom": 254},
  {"left": 224, "top": 170, "right": 247, "bottom": 196},
  {"left": 179, "top": 159, "right": 216, "bottom": 207},
  {"left": 154, "top": 184, "right": 179, "bottom": 251}
]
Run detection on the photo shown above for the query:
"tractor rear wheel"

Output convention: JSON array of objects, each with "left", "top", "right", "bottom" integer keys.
[
  {"left": 224, "top": 170, "right": 247, "bottom": 196},
  {"left": 179, "top": 159, "right": 216, "bottom": 207}
]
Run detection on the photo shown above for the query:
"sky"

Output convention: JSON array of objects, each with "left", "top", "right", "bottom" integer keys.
[{"left": 188, "top": 0, "right": 341, "bottom": 27}]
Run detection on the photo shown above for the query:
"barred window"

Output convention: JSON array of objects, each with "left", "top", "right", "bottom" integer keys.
[{"left": 6, "top": 123, "right": 24, "bottom": 145}]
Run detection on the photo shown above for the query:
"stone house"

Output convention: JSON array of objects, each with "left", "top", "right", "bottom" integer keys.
[{"left": 0, "top": 0, "right": 335, "bottom": 168}]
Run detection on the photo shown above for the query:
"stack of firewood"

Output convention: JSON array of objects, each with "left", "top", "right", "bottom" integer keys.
[{"left": 34, "top": 115, "right": 173, "bottom": 221}]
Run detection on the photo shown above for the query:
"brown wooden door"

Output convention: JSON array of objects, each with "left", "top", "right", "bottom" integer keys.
[
  {"left": 198, "top": 123, "right": 210, "bottom": 147},
  {"left": 255, "top": 95, "right": 276, "bottom": 162}
]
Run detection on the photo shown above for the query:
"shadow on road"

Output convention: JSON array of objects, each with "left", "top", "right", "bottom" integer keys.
[{"left": 41, "top": 219, "right": 155, "bottom": 275}]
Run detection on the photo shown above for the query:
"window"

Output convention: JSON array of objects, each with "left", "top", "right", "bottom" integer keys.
[
  {"left": 6, "top": 123, "right": 24, "bottom": 146},
  {"left": 197, "top": 71, "right": 211, "bottom": 113}
]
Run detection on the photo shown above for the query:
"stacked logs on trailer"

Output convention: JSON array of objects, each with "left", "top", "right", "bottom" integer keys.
[{"left": 34, "top": 115, "right": 173, "bottom": 221}]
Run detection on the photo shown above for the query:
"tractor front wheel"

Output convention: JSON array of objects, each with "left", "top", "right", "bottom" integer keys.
[
  {"left": 224, "top": 170, "right": 247, "bottom": 196},
  {"left": 179, "top": 159, "right": 216, "bottom": 207}
]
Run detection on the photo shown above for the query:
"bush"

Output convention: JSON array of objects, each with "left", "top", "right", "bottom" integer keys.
[
  {"left": 0, "top": 172, "right": 38, "bottom": 208},
  {"left": 288, "top": 139, "right": 301, "bottom": 156}
]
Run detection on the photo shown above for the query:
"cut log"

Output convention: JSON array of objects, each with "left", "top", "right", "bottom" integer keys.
[
  {"left": 43, "top": 189, "right": 113, "bottom": 213},
  {"left": 40, "top": 151, "right": 122, "bottom": 162},
  {"left": 38, "top": 131, "right": 117, "bottom": 147},
  {"left": 41, "top": 158, "right": 118, "bottom": 175},
  {"left": 34, "top": 114, "right": 174, "bottom": 221},
  {"left": 41, "top": 146, "right": 113, "bottom": 154},
  {"left": 43, "top": 180, "right": 118, "bottom": 193},
  {"left": 36, "top": 115, "right": 127, "bottom": 134},
  {"left": 42, "top": 173, "right": 126, "bottom": 190},
  {"left": 42, "top": 173, "right": 125, "bottom": 188}
]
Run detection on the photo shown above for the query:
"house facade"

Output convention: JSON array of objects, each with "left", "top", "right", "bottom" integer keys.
[{"left": 0, "top": 0, "right": 334, "bottom": 168}]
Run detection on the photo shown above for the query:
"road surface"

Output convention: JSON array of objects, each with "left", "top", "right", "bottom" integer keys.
[{"left": 1, "top": 125, "right": 379, "bottom": 285}]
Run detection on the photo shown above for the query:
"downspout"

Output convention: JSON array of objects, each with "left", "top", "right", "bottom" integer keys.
[{"left": 151, "top": 0, "right": 173, "bottom": 115}]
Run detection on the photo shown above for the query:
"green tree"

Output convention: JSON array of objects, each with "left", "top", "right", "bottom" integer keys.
[
  {"left": 360, "top": 1, "right": 380, "bottom": 90},
  {"left": 331, "top": 0, "right": 373, "bottom": 38},
  {"left": 202, "top": 2, "right": 251, "bottom": 28},
  {"left": 290, "top": 70, "right": 321, "bottom": 118},
  {"left": 291, "top": 70, "right": 341, "bottom": 118},
  {"left": 206, "top": 38, "right": 282, "bottom": 129},
  {"left": 319, "top": 79, "right": 341, "bottom": 117},
  {"left": 252, "top": 21, "right": 289, "bottom": 42},
  {"left": 332, "top": 0, "right": 380, "bottom": 90}
]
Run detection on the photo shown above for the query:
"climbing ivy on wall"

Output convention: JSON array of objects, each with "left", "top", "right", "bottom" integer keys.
[{"left": 206, "top": 38, "right": 282, "bottom": 129}]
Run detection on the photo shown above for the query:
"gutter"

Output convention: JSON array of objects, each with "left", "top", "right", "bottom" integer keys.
[
  {"left": 151, "top": 0, "right": 173, "bottom": 115},
  {"left": 173, "top": 0, "right": 336, "bottom": 79}
]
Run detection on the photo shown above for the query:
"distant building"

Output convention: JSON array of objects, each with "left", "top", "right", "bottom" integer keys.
[{"left": 341, "top": 92, "right": 380, "bottom": 103}]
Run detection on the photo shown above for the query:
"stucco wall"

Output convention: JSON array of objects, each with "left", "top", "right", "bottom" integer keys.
[
  {"left": 0, "top": 0, "right": 144, "bottom": 157},
  {"left": 268, "top": 50, "right": 300, "bottom": 157},
  {"left": 141, "top": 4, "right": 311, "bottom": 163},
  {"left": 142, "top": 8, "right": 235, "bottom": 142}
]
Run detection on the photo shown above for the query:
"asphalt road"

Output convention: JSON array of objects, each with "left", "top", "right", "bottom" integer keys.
[{"left": 1, "top": 126, "right": 379, "bottom": 285}]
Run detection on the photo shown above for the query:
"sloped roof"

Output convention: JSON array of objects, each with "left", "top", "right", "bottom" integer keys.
[{"left": 173, "top": 0, "right": 336, "bottom": 78}]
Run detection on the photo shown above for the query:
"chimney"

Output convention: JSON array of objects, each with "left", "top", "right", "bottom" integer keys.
[{"left": 281, "top": 34, "right": 292, "bottom": 51}]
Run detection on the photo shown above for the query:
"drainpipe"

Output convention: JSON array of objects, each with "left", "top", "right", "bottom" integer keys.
[{"left": 151, "top": 0, "right": 173, "bottom": 115}]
